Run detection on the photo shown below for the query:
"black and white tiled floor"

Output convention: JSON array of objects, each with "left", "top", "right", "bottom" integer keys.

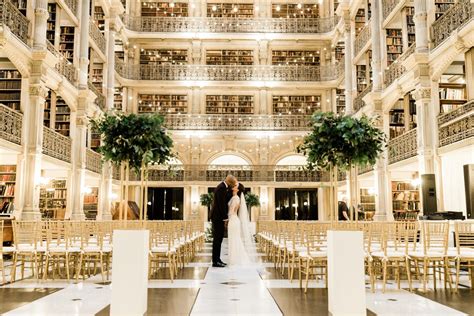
[{"left": 1, "top": 242, "right": 473, "bottom": 315}]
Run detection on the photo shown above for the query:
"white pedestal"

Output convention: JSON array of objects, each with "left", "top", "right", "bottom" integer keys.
[
  {"left": 327, "top": 230, "right": 366, "bottom": 316},
  {"left": 111, "top": 230, "right": 149, "bottom": 316}
]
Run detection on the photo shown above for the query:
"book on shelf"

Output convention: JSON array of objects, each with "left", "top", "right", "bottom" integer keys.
[
  {"left": 140, "top": 49, "right": 188, "bottom": 65},
  {"left": 435, "top": 0, "right": 455, "bottom": 20},
  {"left": 207, "top": 3, "right": 254, "bottom": 18},
  {"left": 206, "top": 95, "right": 254, "bottom": 114},
  {"left": 141, "top": 2, "right": 189, "bottom": 17},
  {"left": 206, "top": 50, "right": 253, "bottom": 66},
  {"left": 0, "top": 184, "right": 15, "bottom": 197},
  {"left": 271, "top": 3, "right": 320, "bottom": 18},
  {"left": 0, "top": 200, "right": 14, "bottom": 214}
]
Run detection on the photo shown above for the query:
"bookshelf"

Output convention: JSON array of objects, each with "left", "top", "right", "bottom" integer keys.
[
  {"left": 0, "top": 69, "right": 21, "bottom": 112},
  {"left": 271, "top": 3, "right": 320, "bottom": 18},
  {"left": 355, "top": 8, "right": 366, "bottom": 35},
  {"left": 367, "top": 1, "right": 372, "bottom": 20},
  {"left": 360, "top": 188, "right": 376, "bottom": 212},
  {"left": 114, "top": 87, "right": 123, "bottom": 110},
  {"left": 47, "top": 3, "right": 57, "bottom": 45},
  {"left": 366, "top": 50, "right": 373, "bottom": 85},
  {"left": 94, "top": 6, "right": 105, "bottom": 33},
  {"left": 140, "top": 49, "right": 188, "bottom": 65},
  {"left": 207, "top": 3, "right": 254, "bottom": 17},
  {"left": 39, "top": 179, "right": 67, "bottom": 219},
  {"left": 386, "top": 29, "right": 403, "bottom": 66},
  {"left": 405, "top": 7, "right": 415, "bottom": 48},
  {"left": 356, "top": 65, "right": 367, "bottom": 93},
  {"left": 44, "top": 90, "right": 52, "bottom": 128},
  {"left": 90, "top": 127, "right": 101, "bottom": 152},
  {"left": 391, "top": 181, "right": 420, "bottom": 219},
  {"left": 272, "top": 95, "right": 321, "bottom": 115},
  {"left": 435, "top": 0, "right": 455, "bottom": 20},
  {"left": 336, "top": 89, "right": 345, "bottom": 115},
  {"left": 0, "top": 165, "right": 16, "bottom": 216},
  {"left": 439, "top": 82, "right": 466, "bottom": 113},
  {"left": 389, "top": 107, "right": 405, "bottom": 139},
  {"left": 90, "top": 52, "right": 104, "bottom": 92},
  {"left": 84, "top": 187, "right": 99, "bottom": 219},
  {"left": 141, "top": 2, "right": 189, "bottom": 17},
  {"left": 334, "top": 0, "right": 340, "bottom": 13},
  {"left": 138, "top": 94, "right": 188, "bottom": 114},
  {"left": 206, "top": 50, "right": 253, "bottom": 66},
  {"left": 271, "top": 50, "right": 320, "bottom": 66},
  {"left": 206, "top": 95, "right": 254, "bottom": 114},
  {"left": 335, "top": 43, "right": 345, "bottom": 62},
  {"left": 11, "top": 0, "right": 26, "bottom": 16},
  {"left": 60, "top": 26, "right": 75, "bottom": 63},
  {"left": 55, "top": 95, "right": 71, "bottom": 137}
]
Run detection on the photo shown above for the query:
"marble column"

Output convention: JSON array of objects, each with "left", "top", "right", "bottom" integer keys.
[
  {"left": 98, "top": 162, "right": 113, "bottom": 220},
  {"left": 370, "top": 0, "right": 382, "bottom": 92},
  {"left": 465, "top": 48, "right": 474, "bottom": 99},
  {"left": 20, "top": 81, "right": 48, "bottom": 220},
  {"left": 414, "top": 0, "right": 429, "bottom": 54},
  {"left": 78, "top": 0, "right": 91, "bottom": 88},
  {"left": 33, "top": 0, "right": 49, "bottom": 50},
  {"left": 343, "top": 12, "right": 354, "bottom": 114}
]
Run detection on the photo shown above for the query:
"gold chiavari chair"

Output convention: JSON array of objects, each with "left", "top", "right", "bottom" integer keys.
[
  {"left": 454, "top": 221, "right": 474, "bottom": 292},
  {"left": 287, "top": 221, "right": 306, "bottom": 282},
  {"left": 0, "top": 221, "right": 15, "bottom": 284},
  {"left": 11, "top": 221, "right": 44, "bottom": 281},
  {"left": 148, "top": 221, "right": 177, "bottom": 282}
]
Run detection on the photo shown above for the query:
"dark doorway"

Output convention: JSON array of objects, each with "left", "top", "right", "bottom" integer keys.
[
  {"left": 147, "top": 187, "right": 184, "bottom": 220},
  {"left": 275, "top": 188, "right": 318, "bottom": 220}
]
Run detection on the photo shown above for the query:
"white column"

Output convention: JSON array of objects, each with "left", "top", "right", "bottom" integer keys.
[
  {"left": 78, "top": 0, "right": 91, "bottom": 88},
  {"left": 343, "top": 12, "right": 354, "bottom": 114},
  {"left": 414, "top": 0, "right": 429, "bottom": 54},
  {"left": 106, "top": 11, "right": 117, "bottom": 110},
  {"left": 98, "top": 162, "right": 113, "bottom": 220},
  {"left": 370, "top": 0, "right": 382, "bottom": 92},
  {"left": 33, "top": 0, "right": 49, "bottom": 50}
]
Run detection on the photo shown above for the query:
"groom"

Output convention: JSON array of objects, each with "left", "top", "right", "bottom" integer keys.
[{"left": 210, "top": 175, "right": 236, "bottom": 267}]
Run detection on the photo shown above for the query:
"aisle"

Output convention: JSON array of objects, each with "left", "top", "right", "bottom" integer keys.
[{"left": 191, "top": 242, "right": 282, "bottom": 316}]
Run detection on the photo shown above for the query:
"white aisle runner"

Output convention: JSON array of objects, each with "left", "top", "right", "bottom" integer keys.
[{"left": 191, "top": 241, "right": 282, "bottom": 316}]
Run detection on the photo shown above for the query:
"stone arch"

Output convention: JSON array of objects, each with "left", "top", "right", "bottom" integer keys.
[
  {"left": 207, "top": 151, "right": 253, "bottom": 166},
  {"left": 270, "top": 151, "right": 306, "bottom": 166}
]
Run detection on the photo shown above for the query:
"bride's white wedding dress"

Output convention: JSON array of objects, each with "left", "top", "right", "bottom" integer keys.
[{"left": 227, "top": 193, "right": 252, "bottom": 266}]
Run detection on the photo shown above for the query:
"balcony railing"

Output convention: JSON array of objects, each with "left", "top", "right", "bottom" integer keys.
[
  {"left": 431, "top": 0, "right": 474, "bottom": 49},
  {"left": 388, "top": 128, "right": 417, "bottom": 164},
  {"left": 116, "top": 62, "right": 342, "bottom": 82},
  {"left": 354, "top": 22, "right": 371, "bottom": 57},
  {"left": 358, "top": 164, "right": 374, "bottom": 175},
  {"left": 0, "top": 103, "right": 22, "bottom": 145},
  {"left": 63, "top": 0, "right": 78, "bottom": 18},
  {"left": 354, "top": 83, "right": 372, "bottom": 112},
  {"left": 438, "top": 100, "right": 474, "bottom": 147},
  {"left": 382, "top": 0, "right": 402, "bottom": 22},
  {"left": 86, "top": 148, "right": 102, "bottom": 174},
  {"left": 384, "top": 61, "right": 406, "bottom": 87},
  {"left": 0, "top": 0, "right": 29, "bottom": 46},
  {"left": 89, "top": 21, "right": 106, "bottom": 55},
  {"left": 42, "top": 126, "right": 72, "bottom": 163},
  {"left": 129, "top": 165, "right": 329, "bottom": 183},
  {"left": 163, "top": 114, "right": 311, "bottom": 131},
  {"left": 123, "top": 15, "right": 339, "bottom": 34},
  {"left": 112, "top": 164, "right": 121, "bottom": 180},
  {"left": 88, "top": 81, "right": 106, "bottom": 110},
  {"left": 47, "top": 40, "right": 77, "bottom": 86}
]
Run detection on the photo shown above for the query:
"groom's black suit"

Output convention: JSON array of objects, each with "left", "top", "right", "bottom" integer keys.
[{"left": 210, "top": 181, "right": 232, "bottom": 264}]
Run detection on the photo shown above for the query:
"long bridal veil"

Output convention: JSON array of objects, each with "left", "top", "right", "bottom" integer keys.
[{"left": 238, "top": 192, "right": 253, "bottom": 247}]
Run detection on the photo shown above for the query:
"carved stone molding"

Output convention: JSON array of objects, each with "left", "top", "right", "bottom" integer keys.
[
  {"left": 29, "top": 84, "right": 49, "bottom": 99},
  {"left": 411, "top": 88, "right": 431, "bottom": 101}
]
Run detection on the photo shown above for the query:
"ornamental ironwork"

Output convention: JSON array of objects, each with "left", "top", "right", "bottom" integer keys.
[
  {"left": 438, "top": 100, "right": 474, "bottom": 125},
  {"left": 89, "top": 21, "right": 106, "bottom": 55},
  {"left": 438, "top": 100, "right": 474, "bottom": 147},
  {"left": 63, "top": 0, "right": 78, "bottom": 17},
  {"left": 431, "top": 0, "right": 474, "bottom": 49},
  {"left": 88, "top": 81, "right": 106, "bottom": 110},
  {"left": 382, "top": 0, "right": 402, "bottom": 22},
  {"left": 358, "top": 164, "right": 374, "bottom": 175},
  {"left": 0, "top": 0, "right": 29, "bottom": 46},
  {"left": 354, "top": 22, "right": 371, "bottom": 57},
  {"left": 354, "top": 83, "right": 372, "bottom": 112},
  {"left": 0, "top": 103, "right": 22, "bottom": 145},
  {"left": 42, "top": 126, "right": 72, "bottom": 163},
  {"left": 384, "top": 61, "right": 406, "bottom": 87},
  {"left": 123, "top": 15, "right": 339, "bottom": 34},
  {"left": 86, "top": 148, "right": 102, "bottom": 174},
  {"left": 388, "top": 128, "right": 417, "bottom": 164}
]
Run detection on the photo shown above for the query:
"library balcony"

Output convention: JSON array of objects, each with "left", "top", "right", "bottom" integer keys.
[
  {"left": 86, "top": 148, "right": 103, "bottom": 174},
  {"left": 115, "top": 62, "right": 343, "bottom": 82},
  {"left": 122, "top": 15, "right": 339, "bottom": 35},
  {"left": 0, "top": 0, "right": 29, "bottom": 46},
  {"left": 88, "top": 81, "right": 106, "bottom": 111},
  {"left": 358, "top": 164, "right": 374, "bottom": 175},
  {"left": 163, "top": 114, "right": 311, "bottom": 131},
  {"left": 0, "top": 103, "right": 22, "bottom": 146},
  {"left": 353, "top": 83, "right": 372, "bottom": 112},
  {"left": 47, "top": 41, "right": 78, "bottom": 87},
  {"left": 388, "top": 128, "right": 417, "bottom": 165},
  {"left": 42, "top": 126, "right": 72, "bottom": 163},
  {"left": 62, "top": 0, "right": 78, "bottom": 20},
  {"left": 89, "top": 21, "right": 106, "bottom": 56},
  {"left": 382, "top": 0, "right": 403, "bottom": 24},
  {"left": 383, "top": 44, "right": 415, "bottom": 88},
  {"left": 431, "top": 0, "right": 474, "bottom": 49},
  {"left": 354, "top": 21, "right": 371, "bottom": 58},
  {"left": 438, "top": 99, "right": 474, "bottom": 148}
]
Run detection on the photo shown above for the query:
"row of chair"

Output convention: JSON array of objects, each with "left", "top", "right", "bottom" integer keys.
[
  {"left": 256, "top": 220, "right": 474, "bottom": 293},
  {"left": 0, "top": 220, "right": 205, "bottom": 284}
]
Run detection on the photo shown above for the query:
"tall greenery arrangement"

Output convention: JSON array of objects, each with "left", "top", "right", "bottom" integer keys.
[
  {"left": 200, "top": 192, "right": 214, "bottom": 209},
  {"left": 91, "top": 112, "right": 174, "bottom": 220},
  {"left": 297, "top": 112, "right": 385, "bottom": 220},
  {"left": 245, "top": 192, "right": 260, "bottom": 220}
]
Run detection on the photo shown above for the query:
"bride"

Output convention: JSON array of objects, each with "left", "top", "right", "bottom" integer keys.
[{"left": 227, "top": 182, "right": 253, "bottom": 266}]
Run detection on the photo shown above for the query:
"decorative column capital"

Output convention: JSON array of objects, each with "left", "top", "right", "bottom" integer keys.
[
  {"left": 29, "top": 84, "right": 49, "bottom": 99},
  {"left": 411, "top": 88, "right": 431, "bottom": 101}
]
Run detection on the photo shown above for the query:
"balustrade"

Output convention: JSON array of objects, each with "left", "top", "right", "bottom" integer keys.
[
  {"left": 123, "top": 15, "right": 339, "bottom": 34},
  {"left": 354, "top": 22, "right": 371, "bottom": 57},
  {"left": 0, "top": 103, "right": 22, "bottom": 145},
  {"left": 88, "top": 81, "right": 106, "bottom": 110},
  {"left": 431, "top": 0, "right": 474, "bottom": 49},
  {"left": 0, "top": 0, "right": 29, "bottom": 45},
  {"left": 358, "top": 164, "right": 374, "bottom": 175},
  {"left": 382, "top": 0, "right": 401, "bottom": 22},
  {"left": 438, "top": 100, "right": 474, "bottom": 147},
  {"left": 42, "top": 126, "right": 72, "bottom": 163},
  {"left": 56, "top": 58, "right": 77, "bottom": 86},
  {"left": 163, "top": 114, "right": 311, "bottom": 131},
  {"left": 354, "top": 84, "right": 372, "bottom": 112},
  {"left": 86, "top": 149, "right": 102, "bottom": 174},
  {"left": 89, "top": 21, "right": 106, "bottom": 55},
  {"left": 63, "top": 0, "right": 78, "bottom": 17},
  {"left": 388, "top": 128, "right": 417, "bottom": 164},
  {"left": 384, "top": 61, "right": 406, "bottom": 87}
]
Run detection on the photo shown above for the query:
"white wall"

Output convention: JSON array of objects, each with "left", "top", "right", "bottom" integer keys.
[{"left": 441, "top": 145, "right": 474, "bottom": 214}]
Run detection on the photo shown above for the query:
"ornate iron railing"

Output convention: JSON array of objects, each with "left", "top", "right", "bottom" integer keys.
[
  {"left": 388, "top": 128, "right": 417, "bottom": 164},
  {"left": 0, "top": 0, "right": 29, "bottom": 46},
  {"left": 89, "top": 21, "right": 106, "bottom": 55},
  {"left": 358, "top": 164, "right": 374, "bottom": 175},
  {"left": 42, "top": 126, "right": 72, "bottom": 163},
  {"left": 128, "top": 165, "right": 329, "bottom": 183},
  {"left": 88, "top": 81, "right": 106, "bottom": 110},
  {"left": 0, "top": 103, "right": 22, "bottom": 145},
  {"left": 438, "top": 100, "right": 474, "bottom": 147},
  {"left": 86, "top": 148, "right": 102, "bottom": 174},
  {"left": 431, "top": 0, "right": 474, "bottom": 49},
  {"left": 354, "top": 83, "right": 372, "bottom": 112},
  {"left": 112, "top": 164, "right": 121, "bottom": 180},
  {"left": 354, "top": 21, "right": 371, "bottom": 57},
  {"left": 400, "top": 43, "right": 416, "bottom": 61},
  {"left": 63, "top": 0, "right": 78, "bottom": 17},
  {"left": 384, "top": 61, "right": 406, "bottom": 87},
  {"left": 163, "top": 114, "right": 311, "bottom": 131},
  {"left": 382, "top": 0, "right": 402, "bottom": 22},
  {"left": 116, "top": 62, "right": 341, "bottom": 82},
  {"left": 123, "top": 15, "right": 339, "bottom": 34},
  {"left": 56, "top": 57, "right": 77, "bottom": 86}
]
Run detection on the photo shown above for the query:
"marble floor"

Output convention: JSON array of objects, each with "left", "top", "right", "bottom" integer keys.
[{"left": 0, "top": 242, "right": 473, "bottom": 315}]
